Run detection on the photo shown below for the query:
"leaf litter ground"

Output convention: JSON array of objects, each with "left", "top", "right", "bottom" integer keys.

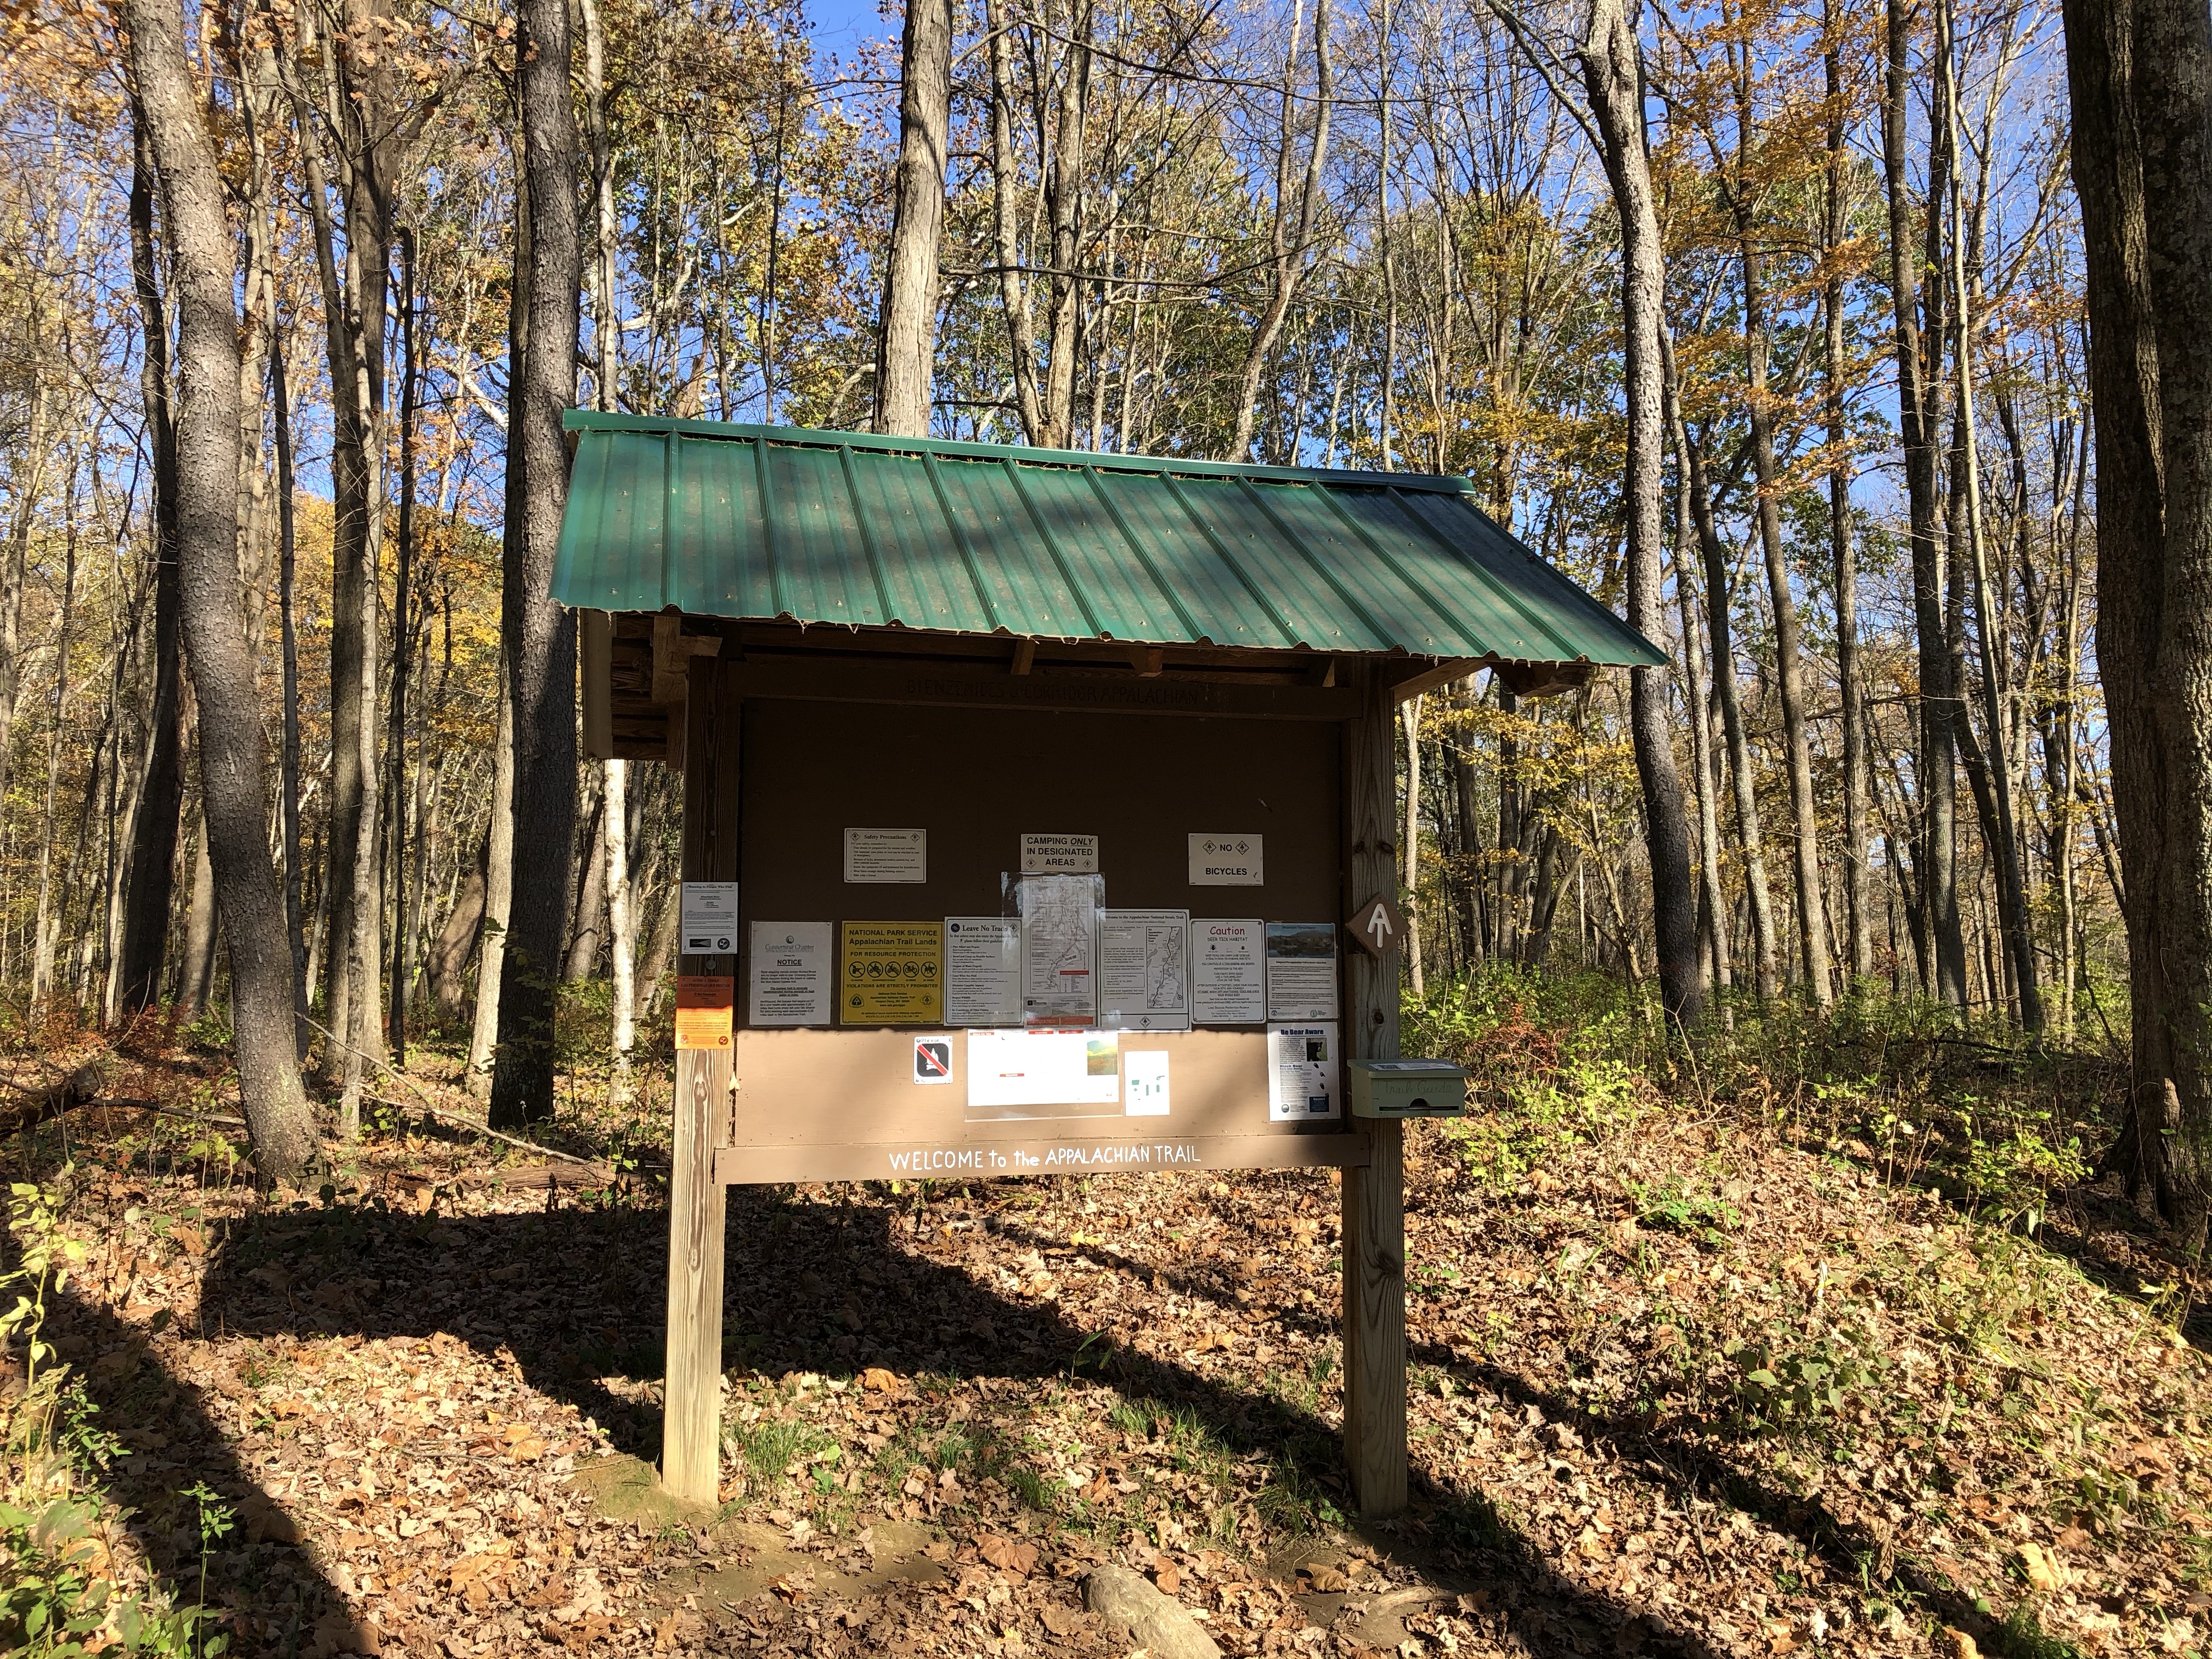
[{"left": 10, "top": 1034, "right": 2212, "bottom": 1658}]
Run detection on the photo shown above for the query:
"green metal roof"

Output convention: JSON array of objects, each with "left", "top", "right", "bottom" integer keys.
[{"left": 551, "top": 410, "right": 1665, "bottom": 667}]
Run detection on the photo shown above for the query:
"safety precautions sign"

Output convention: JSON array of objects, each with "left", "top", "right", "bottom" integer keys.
[
  {"left": 839, "top": 921, "right": 944, "bottom": 1024},
  {"left": 674, "top": 975, "right": 735, "bottom": 1050}
]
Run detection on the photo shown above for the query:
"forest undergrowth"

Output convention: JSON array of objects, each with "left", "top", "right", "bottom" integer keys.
[{"left": 0, "top": 969, "right": 2206, "bottom": 1659}]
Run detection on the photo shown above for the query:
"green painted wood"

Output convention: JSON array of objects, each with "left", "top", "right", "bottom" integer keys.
[{"left": 551, "top": 410, "right": 1668, "bottom": 666}]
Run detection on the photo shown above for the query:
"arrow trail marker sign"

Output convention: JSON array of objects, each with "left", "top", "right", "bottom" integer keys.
[{"left": 1347, "top": 894, "right": 1404, "bottom": 958}]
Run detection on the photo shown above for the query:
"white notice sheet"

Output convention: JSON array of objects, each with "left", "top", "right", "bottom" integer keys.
[
  {"left": 944, "top": 917, "right": 1022, "bottom": 1026},
  {"left": 1099, "top": 909, "right": 1190, "bottom": 1031},
  {"left": 843, "top": 827, "right": 927, "bottom": 883},
  {"left": 966, "top": 1029, "right": 1121, "bottom": 1117},
  {"left": 1124, "top": 1049, "right": 1170, "bottom": 1115},
  {"left": 1191, "top": 918, "right": 1265, "bottom": 1024},
  {"left": 680, "top": 882, "right": 741, "bottom": 955},
  {"left": 1019, "top": 874, "right": 1099, "bottom": 1026},
  {"left": 1265, "top": 921, "right": 1340, "bottom": 1020},
  {"left": 747, "top": 921, "right": 831, "bottom": 1025},
  {"left": 1267, "top": 1022, "right": 1341, "bottom": 1122}
]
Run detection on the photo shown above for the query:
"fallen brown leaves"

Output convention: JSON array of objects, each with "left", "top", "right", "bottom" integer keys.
[{"left": 10, "top": 1029, "right": 2212, "bottom": 1659}]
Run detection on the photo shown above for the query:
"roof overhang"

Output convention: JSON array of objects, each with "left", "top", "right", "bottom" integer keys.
[{"left": 551, "top": 412, "right": 1660, "bottom": 761}]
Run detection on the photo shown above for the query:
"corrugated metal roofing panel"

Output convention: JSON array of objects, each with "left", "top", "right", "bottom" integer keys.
[{"left": 550, "top": 411, "right": 1666, "bottom": 668}]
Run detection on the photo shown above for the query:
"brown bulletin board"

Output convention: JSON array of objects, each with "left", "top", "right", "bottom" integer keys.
[{"left": 721, "top": 695, "right": 1364, "bottom": 1182}]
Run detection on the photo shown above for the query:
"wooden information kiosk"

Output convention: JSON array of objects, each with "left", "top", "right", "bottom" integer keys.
[{"left": 551, "top": 410, "right": 1663, "bottom": 1514}]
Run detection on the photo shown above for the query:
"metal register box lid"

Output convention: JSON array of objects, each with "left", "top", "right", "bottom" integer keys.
[{"left": 1347, "top": 1058, "right": 1469, "bottom": 1119}]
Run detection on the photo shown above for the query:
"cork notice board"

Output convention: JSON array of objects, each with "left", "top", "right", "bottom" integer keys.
[{"left": 719, "top": 696, "right": 1369, "bottom": 1183}]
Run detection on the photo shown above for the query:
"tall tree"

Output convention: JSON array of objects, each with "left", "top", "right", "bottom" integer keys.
[
  {"left": 1886, "top": 0, "right": 1969, "bottom": 1008},
  {"left": 2062, "top": 0, "right": 2212, "bottom": 1234},
  {"left": 1579, "top": 0, "right": 1702, "bottom": 1031},
  {"left": 126, "top": 0, "right": 318, "bottom": 1179},
  {"left": 875, "top": 0, "right": 951, "bottom": 437},
  {"left": 489, "top": 0, "right": 583, "bottom": 1127},
  {"left": 1229, "top": 0, "right": 1334, "bottom": 461},
  {"left": 283, "top": 0, "right": 394, "bottom": 1079},
  {"left": 1824, "top": 0, "right": 1874, "bottom": 984},
  {"left": 1723, "top": 24, "right": 1833, "bottom": 1006},
  {"left": 114, "top": 99, "right": 187, "bottom": 1019}
]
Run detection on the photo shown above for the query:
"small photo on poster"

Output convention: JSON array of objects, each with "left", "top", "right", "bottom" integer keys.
[{"left": 1265, "top": 921, "right": 1339, "bottom": 1021}]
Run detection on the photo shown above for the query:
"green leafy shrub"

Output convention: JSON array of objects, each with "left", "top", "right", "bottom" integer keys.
[
  {"left": 1724, "top": 1324, "right": 1887, "bottom": 1431},
  {"left": 1628, "top": 1178, "right": 1741, "bottom": 1246}
]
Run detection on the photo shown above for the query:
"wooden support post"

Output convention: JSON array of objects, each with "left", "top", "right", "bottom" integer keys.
[
  {"left": 663, "top": 657, "right": 740, "bottom": 1508},
  {"left": 1339, "top": 659, "right": 1407, "bottom": 1517}
]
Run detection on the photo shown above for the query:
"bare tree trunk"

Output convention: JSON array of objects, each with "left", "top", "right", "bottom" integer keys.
[
  {"left": 582, "top": 0, "right": 620, "bottom": 415},
  {"left": 1668, "top": 431, "right": 1732, "bottom": 1002},
  {"left": 128, "top": 0, "right": 318, "bottom": 1180},
  {"left": 271, "top": 270, "right": 306, "bottom": 1044},
  {"left": 468, "top": 678, "right": 513, "bottom": 1097},
  {"left": 431, "top": 828, "right": 487, "bottom": 1025},
  {"left": 283, "top": 0, "right": 390, "bottom": 1077},
  {"left": 2063, "top": 0, "right": 2212, "bottom": 1235},
  {"left": 607, "top": 757, "right": 636, "bottom": 1088},
  {"left": 1887, "top": 0, "right": 1970, "bottom": 1010},
  {"left": 490, "top": 0, "right": 582, "bottom": 1127},
  {"left": 29, "top": 467, "right": 78, "bottom": 1016},
  {"left": 1826, "top": 4, "right": 1873, "bottom": 986},
  {"left": 1375, "top": 0, "right": 1398, "bottom": 470},
  {"left": 1579, "top": 0, "right": 1702, "bottom": 1031},
  {"left": 1042, "top": 0, "right": 1092, "bottom": 448},
  {"left": 1229, "top": 0, "right": 1333, "bottom": 460},
  {"left": 580, "top": 5, "right": 635, "bottom": 1079},
  {"left": 637, "top": 877, "right": 680, "bottom": 1018},
  {"left": 874, "top": 0, "right": 951, "bottom": 436},
  {"left": 177, "top": 817, "right": 217, "bottom": 1019},
  {"left": 116, "top": 99, "right": 187, "bottom": 1018},
  {"left": 1938, "top": 0, "right": 2044, "bottom": 1032},
  {"left": 985, "top": 0, "right": 1046, "bottom": 444},
  {"left": 565, "top": 776, "right": 608, "bottom": 981},
  {"left": 1729, "top": 155, "right": 1834, "bottom": 1004},
  {"left": 388, "top": 228, "right": 420, "bottom": 1065}
]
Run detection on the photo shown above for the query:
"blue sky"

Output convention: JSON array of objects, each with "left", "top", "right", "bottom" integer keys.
[{"left": 798, "top": 0, "right": 897, "bottom": 67}]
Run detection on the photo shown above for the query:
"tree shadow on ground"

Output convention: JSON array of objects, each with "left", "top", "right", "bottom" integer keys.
[
  {"left": 171, "top": 1181, "right": 1732, "bottom": 1658},
  {"left": 986, "top": 1203, "right": 2037, "bottom": 1651},
  {"left": 3, "top": 1222, "right": 349, "bottom": 1657}
]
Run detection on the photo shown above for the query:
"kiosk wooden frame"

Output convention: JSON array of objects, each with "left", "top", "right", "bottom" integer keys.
[{"left": 550, "top": 410, "right": 1664, "bottom": 1515}]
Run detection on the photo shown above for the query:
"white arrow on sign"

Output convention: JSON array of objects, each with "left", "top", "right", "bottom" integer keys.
[{"left": 1366, "top": 905, "right": 1393, "bottom": 946}]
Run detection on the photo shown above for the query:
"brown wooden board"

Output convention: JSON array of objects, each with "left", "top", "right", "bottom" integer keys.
[{"left": 723, "top": 696, "right": 1360, "bottom": 1181}]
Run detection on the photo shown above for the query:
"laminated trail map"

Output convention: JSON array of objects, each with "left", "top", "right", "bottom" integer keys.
[
  {"left": 1099, "top": 909, "right": 1191, "bottom": 1031},
  {"left": 1019, "top": 874, "right": 1099, "bottom": 1026}
]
